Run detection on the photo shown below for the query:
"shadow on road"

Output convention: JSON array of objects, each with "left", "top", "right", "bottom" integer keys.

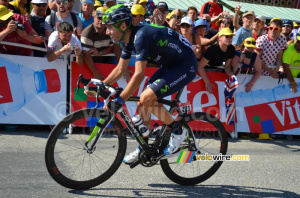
[{"left": 68, "top": 184, "right": 298, "bottom": 197}]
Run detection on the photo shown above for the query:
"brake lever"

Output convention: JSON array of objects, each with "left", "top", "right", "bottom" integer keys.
[
  {"left": 76, "top": 74, "right": 92, "bottom": 94},
  {"left": 95, "top": 92, "right": 100, "bottom": 108}
]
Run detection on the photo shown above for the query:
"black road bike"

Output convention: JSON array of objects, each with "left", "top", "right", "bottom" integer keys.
[{"left": 45, "top": 75, "right": 228, "bottom": 190}]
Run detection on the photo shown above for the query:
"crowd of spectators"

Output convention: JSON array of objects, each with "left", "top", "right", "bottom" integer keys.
[{"left": 0, "top": 0, "right": 300, "bottom": 93}]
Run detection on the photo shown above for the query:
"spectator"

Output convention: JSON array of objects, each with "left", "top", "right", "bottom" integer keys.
[
  {"left": 282, "top": 36, "right": 300, "bottom": 93},
  {"left": 252, "top": 15, "right": 265, "bottom": 40},
  {"left": 256, "top": 19, "right": 287, "bottom": 77},
  {"left": 68, "top": 0, "right": 78, "bottom": 14},
  {"left": 0, "top": 5, "right": 42, "bottom": 56},
  {"left": 281, "top": 20, "right": 293, "bottom": 44},
  {"left": 168, "top": 9, "right": 183, "bottom": 31},
  {"left": 179, "top": 16, "right": 201, "bottom": 59},
  {"left": 198, "top": 28, "right": 235, "bottom": 93},
  {"left": 0, "top": 0, "right": 21, "bottom": 14},
  {"left": 194, "top": 19, "right": 218, "bottom": 48},
  {"left": 200, "top": 14, "right": 218, "bottom": 39},
  {"left": 47, "top": 21, "right": 83, "bottom": 65},
  {"left": 215, "top": 18, "right": 230, "bottom": 30},
  {"left": 131, "top": 4, "right": 145, "bottom": 26},
  {"left": 103, "top": 0, "right": 116, "bottom": 9},
  {"left": 186, "top": 6, "right": 198, "bottom": 23},
  {"left": 44, "top": 0, "right": 83, "bottom": 38},
  {"left": 93, "top": 0, "right": 102, "bottom": 11},
  {"left": 80, "top": 7, "right": 114, "bottom": 80},
  {"left": 232, "top": 37, "right": 262, "bottom": 92},
  {"left": 9, "top": 0, "right": 28, "bottom": 16},
  {"left": 30, "top": 0, "right": 48, "bottom": 57},
  {"left": 79, "top": 0, "right": 94, "bottom": 30},
  {"left": 200, "top": 0, "right": 223, "bottom": 30},
  {"left": 152, "top": 1, "right": 168, "bottom": 27},
  {"left": 290, "top": 22, "right": 300, "bottom": 41},
  {"left": 232, "top": 10, "right": 255, "bottom": 50}
]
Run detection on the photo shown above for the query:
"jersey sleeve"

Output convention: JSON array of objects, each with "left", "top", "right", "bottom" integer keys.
[
  {"left": 133, "top": 30, "right": 149, "bottom": 62},
  {"left": 47, "top": 31, "right": 58, "bottom": 50}
]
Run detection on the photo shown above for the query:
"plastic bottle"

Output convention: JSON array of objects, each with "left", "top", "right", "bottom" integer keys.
[
  {"left": 0, "top": 58, "right": 61, "bottom": 118},
  {"left": 132, "top": 115, "right": 150, "bottom": 137}
]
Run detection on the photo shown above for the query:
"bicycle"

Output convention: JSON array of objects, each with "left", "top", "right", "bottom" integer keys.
[{"left": 45, "top": 74, "right": 228, "bottom": 190}]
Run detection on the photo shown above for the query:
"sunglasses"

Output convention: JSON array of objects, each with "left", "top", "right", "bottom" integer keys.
[
  {"left": 268, "top": 27, "right": 281, "bottom": 31},
  {"left": 57, "top": 0, "right": 69, "bottom": 5},
  {"left": 282, "top": 25, "right": 292, "bottom": 28},
  {"left": 132, "top": 15, "right": 139, "bottom": 18},
  {"left": 158, "top": 9, "right": 168, "bottom": 14},
  {"left": 225, "top": 35, "right": 233, "bottom": 39},
  {"left": 97, "top": 17, "right": 102, "bottom": 20},
  {"left": 245, "top": 41, "right": 256, "bottom": 45},
  {"left": 34, "top": 3, "right": 47, "bottom": 7},
  {"left": 181, "top": 24, "right": 191, "bottom": 28}
]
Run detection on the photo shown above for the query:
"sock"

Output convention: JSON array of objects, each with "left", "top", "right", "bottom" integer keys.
[{"left": 167, "top": 121, "right": 182, "bottom": 135}]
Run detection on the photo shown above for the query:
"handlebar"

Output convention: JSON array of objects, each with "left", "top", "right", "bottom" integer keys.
[{"left": 76, "top": 74, "right": 123, "bottom": 107}]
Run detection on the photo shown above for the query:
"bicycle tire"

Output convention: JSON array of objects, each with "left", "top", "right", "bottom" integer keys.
[
  {"left": 45, "top": 108, "right": 127, "bottom": 190},
  {"left": 160, "top": 112, "right": 228, "bottom": 185}
]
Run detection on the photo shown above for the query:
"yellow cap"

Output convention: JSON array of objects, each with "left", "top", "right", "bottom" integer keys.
[
  {"left": 131, "top": 4, "right": 145, "bottom": 16},
  {"left": 139, "top": 0, "right": 148, "bottom": 3},
  {"left": 166, "top": 9, "right": 184, "bottom": 20},
  {"left": 0, "top": 5, "right": 13, "bottom": 21},
  {"left": 268, "top": 17, "right": 281, "bottom": 25},
  {"left": 218, "top": 27, "right": 235, "bottom": 36},
  {"left": 94, "top": 0, "right": 102, "bottom": 7},
  {"left": 293, "top": 22, "right": 300, "bottom": 28},
  {"left": 297, "top": 36, "right": 300, "bottom": 41},
  {"left": 215, "top": 18, "right": 230, "bottom": 26},
  {"left": 96, "top": 7, "right": 107, "bottom": 16},
  {"left": 242, "top": 37, "right": 256, "bottom": 48}
]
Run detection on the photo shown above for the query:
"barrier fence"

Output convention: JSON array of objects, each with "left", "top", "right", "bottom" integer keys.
[{"left": 0, "top": 50, "right": 299, "bottom": 136}]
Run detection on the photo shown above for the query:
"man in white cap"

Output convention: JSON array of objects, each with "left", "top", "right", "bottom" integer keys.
[
  {"left": 30, "top": 0, "right": 48, "bottom": 57},
  {"left": 252, "top": 15, "right": 265, "bottom": 40}
]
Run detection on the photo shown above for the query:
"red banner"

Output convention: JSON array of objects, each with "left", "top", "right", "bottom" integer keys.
[{"left": 71, "top": 62, "right": 234, "bottom": 132}]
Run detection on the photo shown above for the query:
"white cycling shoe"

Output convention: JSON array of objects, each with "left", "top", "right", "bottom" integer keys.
[
  {"left": 123, "top": 147, "right": 140, "bottom": 164},
  {"left": 164, "top": 129, "right": 187, "bottom": 155}
]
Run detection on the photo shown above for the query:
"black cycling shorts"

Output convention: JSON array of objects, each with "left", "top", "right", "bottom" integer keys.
[{"left": 147, "top": 56, "right": 198, "bottom": 99}]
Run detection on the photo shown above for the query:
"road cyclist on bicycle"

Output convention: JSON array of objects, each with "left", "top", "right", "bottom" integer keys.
[{"left": 91, "top": 5, "right": 198, "bottom": 164}]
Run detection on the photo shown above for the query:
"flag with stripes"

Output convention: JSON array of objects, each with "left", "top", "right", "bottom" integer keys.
[{"left": 224, "top": 75, "right": 238, "bottom": 125}]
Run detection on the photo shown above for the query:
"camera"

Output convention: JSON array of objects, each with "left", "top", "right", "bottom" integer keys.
[
  {"left": 70, "top": 44, "right": 76, "bottom": 50},
  {"left": 277, "top": 72, "right": 286, "bottom": 78},
  {"left": 244, "top": 51, "right": 253, "bottom": 59},
  {"left": 13, "top": 21, "right": 24, "bottom": 31}
]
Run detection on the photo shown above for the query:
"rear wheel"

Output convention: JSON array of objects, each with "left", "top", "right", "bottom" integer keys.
[
  {"left": 45, "top": 108, "right": 127, "bottom": 190},
  {"left": 160, "top": 112, "right": 228, "bottom": 185}
]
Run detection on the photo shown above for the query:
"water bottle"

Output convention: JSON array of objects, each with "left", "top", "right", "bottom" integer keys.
[
  {"left": 132, "top": 115, "right": 150, "bottom": 137},
  {"left": 0, "top": 57, "right": 61, "bottom": 118}
]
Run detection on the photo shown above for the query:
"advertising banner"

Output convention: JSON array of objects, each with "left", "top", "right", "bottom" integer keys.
[
  {"left": 71, "top": 62, "right": 234, "bottom": 132},
  {"left": 235, "top": 74, "right": 300, "bottom": 135},
  {"left": 0, "top": 55, "right": 67, "bottom": 125}
]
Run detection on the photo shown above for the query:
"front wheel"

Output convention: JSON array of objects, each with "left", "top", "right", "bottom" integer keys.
[
  {"left": 45, "top": 108, "right": 127, "bottom": 190},
  {"left": 160, "top": 112, "right": 228, "bottom": 185}
]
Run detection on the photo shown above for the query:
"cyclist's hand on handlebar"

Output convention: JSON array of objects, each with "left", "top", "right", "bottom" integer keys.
[
  {"left": 106, "top": 97, "right": 125, "bottom": 113},
  {"left": 84, "top": 90, "right": 97, "bottom": 97}
]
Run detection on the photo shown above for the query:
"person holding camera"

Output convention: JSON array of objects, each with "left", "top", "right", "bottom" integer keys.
[
  {"left": 232, "top": 37, "right": 262, "bottom": 92},
  {"left": 0, "top": 5, "right": 42, "bottom": 56},
  {"left": 47, "top": 22, "right": 83, "bottom": 65}
]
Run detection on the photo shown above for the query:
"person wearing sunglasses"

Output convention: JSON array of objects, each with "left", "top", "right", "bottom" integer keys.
[
  {"left": 30, "top": 0, "right": 48, "bottom": 57},
  {"left": 0, "top": 5, "right": 43, "bottom": 56},
  {"left": 179, "top": 16, "right": 201, "bottom": 59},
  {"left": 9, "top": 0, "right": 28, "bottom": 16},
  {"left": 281, "top": 36, "right": 300, "bottom": 93},
  {"left": 152, "top": 1, "right": 169, "bottom": 27},
  {"left": 232, "top": 37, "right": 262, "bottom": 92},
  {"left": 44, "top": 0, "right": 83, "bottom": 38},
  {"left": 256, "top": 19, "right": 287, "bottom": 78},
  {"left": 0, "top": 0, "right": 21, "bottom": 15},
  {"left": 281, "top": 20, "right": 294, "bottom": 44},
  {"left": 80, "top": 7, "right": 114, "bottom": 80},
  {"left": 198, "top": 28, "right": 236, "bottom": 93},
  {"left": 168, "top": 9, "right": 183, "bottom": 32}
]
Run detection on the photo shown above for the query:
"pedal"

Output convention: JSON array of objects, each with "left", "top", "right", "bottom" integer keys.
[{"left": 129, "top": 159, "right": 141, "bottom": 169}]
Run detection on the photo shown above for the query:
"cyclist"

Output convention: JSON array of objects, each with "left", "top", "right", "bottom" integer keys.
[{"left": 94, "top": 5, "right": 198, "bottom": 163}]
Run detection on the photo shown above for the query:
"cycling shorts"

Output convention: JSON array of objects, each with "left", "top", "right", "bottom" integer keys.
[{"left": 147, "top": 56, "right": 198, "bottom": 99}]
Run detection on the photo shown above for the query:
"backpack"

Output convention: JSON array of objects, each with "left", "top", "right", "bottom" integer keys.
[{"left": 50, "top": 11, "right": 78, "bottom": 30}]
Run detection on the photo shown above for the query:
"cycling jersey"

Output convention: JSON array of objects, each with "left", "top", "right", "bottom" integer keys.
[
  {"left": 121, "top": 24, "right": 195, "bottom": 68},
  {"left": 120, "top": 24, "right": 198, "bottom": 98}
]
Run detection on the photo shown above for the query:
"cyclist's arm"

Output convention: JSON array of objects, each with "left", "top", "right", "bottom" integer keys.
[
  {"left": 120, "top": 60, "right": 147, "bottom": 100},
  {"left": 103, "top": 58, "right": 130, "bottom": 85}
]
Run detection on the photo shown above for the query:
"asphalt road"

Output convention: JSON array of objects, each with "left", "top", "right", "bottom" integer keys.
[{"left": 0, "top": 127, "right": 300, "bottom": 198}]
